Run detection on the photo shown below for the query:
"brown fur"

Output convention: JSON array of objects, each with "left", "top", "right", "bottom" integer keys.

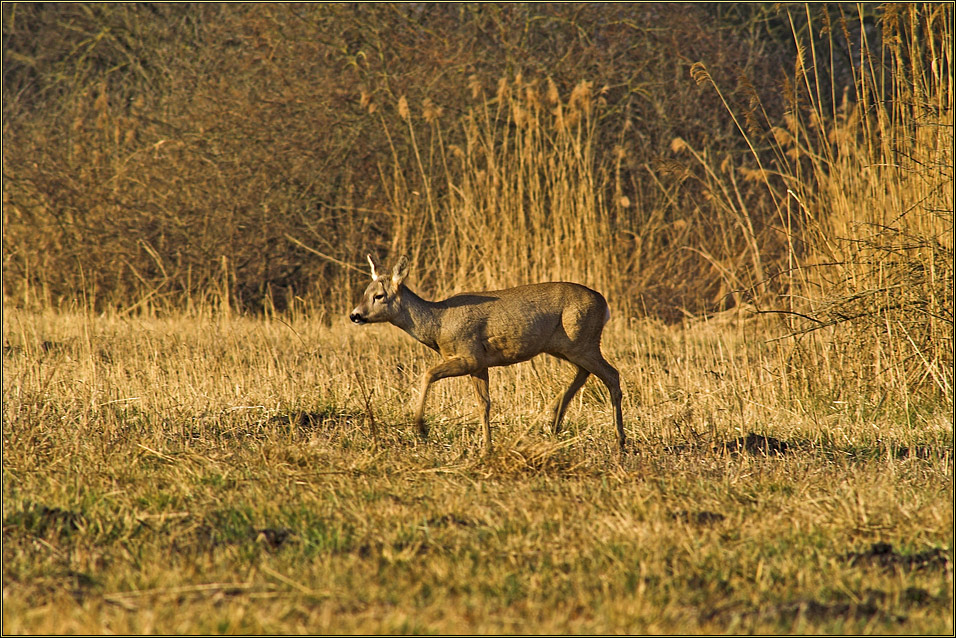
[{"left": 350, "top": 255, "right": 625, "bottom": 454}]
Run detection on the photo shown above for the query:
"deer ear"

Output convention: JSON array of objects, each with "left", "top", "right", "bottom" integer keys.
[
  {"left": 367, "top": 254, "right": 380, "bottom": 280},
  {"left": 391, "top": 255, "right": 409, "bottom": 286}
]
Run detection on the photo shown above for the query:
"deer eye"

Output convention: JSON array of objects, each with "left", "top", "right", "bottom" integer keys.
[{"left": 373, "top": 293, "right": 386, "bottom": 302}]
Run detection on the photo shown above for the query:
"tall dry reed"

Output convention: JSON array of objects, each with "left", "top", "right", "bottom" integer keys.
[
  {"left": 372, "top": 76, "right": 621, "bottom": 302},
  {"left": 685, "top": 4, "right": 953, "bottom": 410}
]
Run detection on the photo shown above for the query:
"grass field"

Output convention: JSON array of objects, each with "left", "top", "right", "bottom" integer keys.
[{"left": 2, "top": 306, "right": 951, "bottom": 634}]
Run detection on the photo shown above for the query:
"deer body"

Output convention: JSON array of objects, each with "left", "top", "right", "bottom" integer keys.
[{"left": 350, "top": 256, "right": 625, "bottom": 454}]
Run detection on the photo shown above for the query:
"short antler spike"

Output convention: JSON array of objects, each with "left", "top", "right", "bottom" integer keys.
[{"left": 367, "top": 254, "right": 379, "bottom": 280}]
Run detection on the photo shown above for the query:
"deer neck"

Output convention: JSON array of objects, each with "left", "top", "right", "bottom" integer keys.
[{"left": 391, "top": 286, "right": 442, "bottom": 351}]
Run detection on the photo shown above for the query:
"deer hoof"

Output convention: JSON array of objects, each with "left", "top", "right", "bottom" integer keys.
[{"left": 415, "top": 421, "right": 429, "bottom": 439}]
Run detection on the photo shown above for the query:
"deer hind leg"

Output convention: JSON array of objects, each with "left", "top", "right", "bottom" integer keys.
[
  {"left": 569, "top": 353, "right": 625, "bottom": 451},
  {"left": 470, "top": 369, "right": 492, "bottom": 455},
  {"left": 413, "top": 356, "right": 480, "bottom": 439},
  {"left": 551, "top": 365, "right": 590, "bottom": 436}
]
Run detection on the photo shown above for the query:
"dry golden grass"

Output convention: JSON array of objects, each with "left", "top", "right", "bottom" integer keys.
[
  {"left": 683, "top": 3, "right": 953, "bottom": 407},
  {"left": 2, "top": 7, "right": 952, "bottom": 635},
  {"left": 3, "top": 306, "right": 951, "bottom": 634}
]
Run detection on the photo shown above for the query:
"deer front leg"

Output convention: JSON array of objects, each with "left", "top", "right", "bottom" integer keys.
[
  {"left": 470, "top": 369, "right": 492, "bottom": 455},
  {"left": 413, "top": 357, "right": 479, "bottom": 439}
]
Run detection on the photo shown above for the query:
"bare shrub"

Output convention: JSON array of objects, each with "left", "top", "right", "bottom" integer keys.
[{"left": 4, "top": 4, "right": 796, "bottom": 317}]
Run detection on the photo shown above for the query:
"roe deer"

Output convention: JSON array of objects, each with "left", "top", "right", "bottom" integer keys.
[{"left": 349, "top": 255, "right": 625, "bottom": 455}]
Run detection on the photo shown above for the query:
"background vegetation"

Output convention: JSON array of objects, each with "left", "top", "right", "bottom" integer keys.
[
  {"left": 4, "top": 3, "right": 790, "bottom": 316},
  {"left": 0, "top": 6, "right": 917, "bottom": 304},
  {"left": 2, "top": 3, "right": 953, "bottom": 634}
]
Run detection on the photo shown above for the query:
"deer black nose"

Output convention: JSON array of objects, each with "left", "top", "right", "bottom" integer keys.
[{"left": 350, "top": 312, "right": 366, "bottom": 324}]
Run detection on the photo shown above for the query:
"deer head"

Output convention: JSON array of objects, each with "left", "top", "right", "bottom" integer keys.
[{"left": 349, "top": 255, "right": 409, "bottom": 324}]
